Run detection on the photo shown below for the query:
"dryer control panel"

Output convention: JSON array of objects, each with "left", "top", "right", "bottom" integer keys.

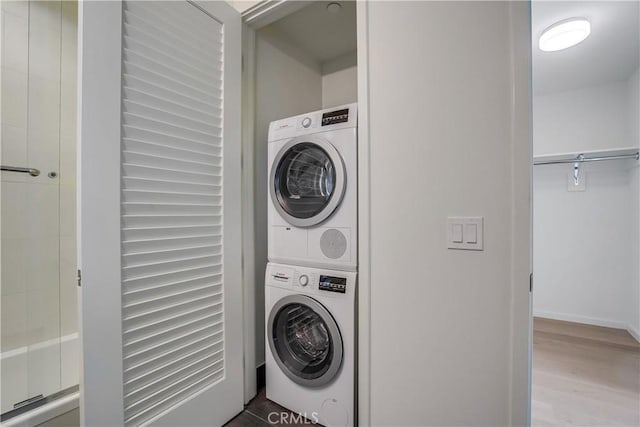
[
  {"left": 268, "top": 103, "right": 357, "bottom": 142},
  {"left": 319, "top": 275, "right": 347, "bottom": 294},
  {"left": 321, "top": 108, "right": 350, "bottom": 126}
]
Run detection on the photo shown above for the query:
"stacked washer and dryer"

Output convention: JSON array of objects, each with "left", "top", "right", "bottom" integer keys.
[{"left": 265, "top": 103, "right": 358, "bottom": 427}]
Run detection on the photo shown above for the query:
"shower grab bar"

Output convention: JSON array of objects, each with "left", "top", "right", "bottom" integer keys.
[{"left": 1, "top": 165, "right": 40, "bottom": 177}]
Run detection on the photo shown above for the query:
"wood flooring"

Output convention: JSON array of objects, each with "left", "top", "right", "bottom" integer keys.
[
  {"left": 532, "top": 317, "right": 640, "bottom": 427},
  {"left": 229, "top": 318, "right": 639, "bottom": 426}
]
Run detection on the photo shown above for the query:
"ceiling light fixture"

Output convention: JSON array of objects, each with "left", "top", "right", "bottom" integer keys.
[
  {"left": 539, "top": 18, "right": 591, "bottom": 52},
  {"left": 327, "top": 2, "right": 342, "bottom": 14}
]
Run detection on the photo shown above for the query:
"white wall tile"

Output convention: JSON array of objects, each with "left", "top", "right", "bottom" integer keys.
[
  {"left": 1, "top": 350, "right": 28, "bottom": 413},
  {"left": 1, "top": 1, "right": 29, "bottom": 19},
  {"left": 26, "top": 237, "right": 59, "bottom": 292},
  {"left": 1, "top": 237, "right": 28, "bottom": 295},
  {"left": 60, "top": 333, "right": 79, "bottom": 389},
  {"left": 27, "top": 340, "right": 61, "bottom": 398},
  {"left": 27, "top": 1, "right": 61, "bottom": 81},
  {"left": 1, "top": 67, "right": 28, "bottom": 128},
  {"left": 27, "top": 125, "right": 60, "bottom": 184},
  {"left": 26, "top": 284, "right": 61, "bottom": 343},
  {"left": 2, "top": 9, "right": 29, "bottom": 73},
  {"left": 1, "top": 291, "right": 27, "bottom": 351},
  {"left": 28, "top": 75, "right": 61, "bottom": 134},
  {"left": 26, "top": 182, "right": 60, "bottom": 238},
  {"left": 1, "top": 124, "right": 28, "bottom": 173},
  {"left": 59, "top": 81, "right": 76, "bottom": 155},
  {"left": 59, "top": 236, "right": 77, "bottom": 335},
  {"left": 59, "top": 183, "right": 76, "bottom": 237},
  {"left": 1, "top": 181, "right": 29, "bottom": 238},
  {"left": 60, "top": 1, "right": 77, "bottom": 83}
]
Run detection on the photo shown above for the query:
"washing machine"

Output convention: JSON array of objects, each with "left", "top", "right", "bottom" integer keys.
[
  {"left": 265, "top": 262, "right": 356, "bottom": 427},
  {"left": 268, "top": 103, "right": 357, "bottom": 271}
]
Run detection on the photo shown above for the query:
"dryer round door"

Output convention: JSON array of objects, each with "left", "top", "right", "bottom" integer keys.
[
  {"left": 268, "top": 294, "right": 343, "bottom": 388},
  {"left": 270, "top": 136, "right": 346, "bottom": 227}
]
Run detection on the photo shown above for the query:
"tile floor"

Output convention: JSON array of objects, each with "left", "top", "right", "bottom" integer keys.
[{"left": 225, "top": 389, "right": 315, "bottom": 427}]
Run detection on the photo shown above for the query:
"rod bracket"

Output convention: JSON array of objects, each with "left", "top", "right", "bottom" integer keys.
[{"left": 573, "top": 154, "right": 584, "bottom": 185}]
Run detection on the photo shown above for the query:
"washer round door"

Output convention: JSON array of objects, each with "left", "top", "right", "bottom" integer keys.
[
  {"left": 268, "top": 294, "right": 343, "bottom": 388},
  {"left": 270, "top": 136, "right": 346, "bottom": 227}
]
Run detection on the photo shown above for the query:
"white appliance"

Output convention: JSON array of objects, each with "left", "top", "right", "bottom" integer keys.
[
  {"left": 268, "top": 104, "right": 357, "bottom": 271},
  {"left": 265, "top": 262, "right": 356, "bottom": 427}
]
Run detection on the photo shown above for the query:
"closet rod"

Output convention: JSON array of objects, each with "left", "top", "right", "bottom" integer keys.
[{"left": 534, "top": 152, "right": 639, "bottom": 166}]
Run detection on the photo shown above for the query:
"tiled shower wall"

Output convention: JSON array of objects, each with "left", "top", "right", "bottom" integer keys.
[{"left": 1, "top": 0, "right": 77, "bottom": 412}]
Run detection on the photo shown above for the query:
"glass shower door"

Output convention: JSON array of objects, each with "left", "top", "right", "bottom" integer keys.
[{"left": 1, "top": 0, "right": 77, "bottom": 416}]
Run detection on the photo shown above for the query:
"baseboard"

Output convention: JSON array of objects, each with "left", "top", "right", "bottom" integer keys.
[
  {"left": 627, "top": 324, "right": 640, "bottom": 343},
  {"left": 533, "top": 310, "right": 627, "bottom": 330}
]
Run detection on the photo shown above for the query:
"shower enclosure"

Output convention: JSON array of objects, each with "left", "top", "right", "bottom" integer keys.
[{"left": 1, "top": 0, "right": 78, "bottom": 421}]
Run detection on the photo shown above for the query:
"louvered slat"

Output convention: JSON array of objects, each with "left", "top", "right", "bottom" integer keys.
[
  {"left": 124, "top": 237, "right": 222, "bottom": 256},
  {"left": 124, "top": 329, "right": 223, "bottom": 376},
  {"left": 123, "top": 125, "right": 222, "bottom": 155},
  {"left": 124, "top": 310, "right": 223, "bottom": 358},
  {"left": 121, "top": 2, "right": 225, "bottom": 425},
  {"left": 122, "top": 245, "right": 221, "bottom": 267},
  {"left": 122, "top": 214, "right": 221, "bottom": 228}
]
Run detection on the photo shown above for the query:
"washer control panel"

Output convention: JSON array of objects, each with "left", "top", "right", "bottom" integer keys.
[
  {"left": 267, "top": 263, "right": 355, "bottom": 297},
  {"left": 298, "top": 274, "right": 309, "bottom": 286}
]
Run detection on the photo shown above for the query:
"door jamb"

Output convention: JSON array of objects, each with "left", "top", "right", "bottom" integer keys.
[
  {"left": 240, "top": 18, "right": 257, "bottom": 405},
  {"left": 355, "top": 2, "right": 371, "bottom": 424}
]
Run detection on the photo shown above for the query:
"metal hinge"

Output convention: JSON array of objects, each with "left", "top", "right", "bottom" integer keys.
[
  {"left": 77, "top": 269, "right": 82, "bottom": 287},
  {"left": 529, "top": 273, "right": 533, "bottom": 292}
]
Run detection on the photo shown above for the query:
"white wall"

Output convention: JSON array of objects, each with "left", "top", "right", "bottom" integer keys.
[
  {"left": 254, "top": 28, "right": 323, "bottom": 367},
  {"left": 628, "top": 67, "right": 640, "bottom": 340},
  {"left": 321, "top": 52, "right": 357, "bottom": 109},
  {"left": 533, "top": 80, "right": 632, "bottom": 157},
  {"left": 322, "top": 66, "right": 357, "bottom": 109},
  {"left": 533, "top": 161, "right": 636, "bottom": 328},
  {"left": 533, "top": 73, "right": 640, "bottom": 337},
  {"left": 629, "top": 68, "right": 640, "bottom": 146},
  {"left": 361, "top": 2, "right": 531, "bottom": 425}
]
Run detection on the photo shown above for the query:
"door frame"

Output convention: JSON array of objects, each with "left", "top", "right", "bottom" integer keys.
[
  {"left": 77, "top": 2, "right": 126, "bottom": 423},
  {"left": 237, "top": 2, "right": 373, "bottom": 419}
]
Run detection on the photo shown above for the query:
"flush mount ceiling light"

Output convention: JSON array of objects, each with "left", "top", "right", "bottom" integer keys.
[
  {"left": 327, "top": 2, "right": 342, "bottom": 14},
  {"left": 539, "top": 18, "right": 591, "bottom": 52}
]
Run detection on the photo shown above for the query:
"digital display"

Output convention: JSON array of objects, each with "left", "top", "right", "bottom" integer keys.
[
  {"left": 321, "top": 109, "right": 349, "bottom": 126},
  {"left": 319, "top": 275, "right": 347, "bottom": 293}
]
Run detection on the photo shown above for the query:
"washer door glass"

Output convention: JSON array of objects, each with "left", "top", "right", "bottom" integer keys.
[
  {"left": 269, "top": 296, "right": 343, "bottom": 387},
  {"left": 274, "top": 143, "right": 336, "bottom": 219}
]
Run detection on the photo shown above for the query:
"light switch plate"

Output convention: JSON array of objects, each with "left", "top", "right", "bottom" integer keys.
[{"left": 447, "top": 217, "right": 484, "bottom": 250}]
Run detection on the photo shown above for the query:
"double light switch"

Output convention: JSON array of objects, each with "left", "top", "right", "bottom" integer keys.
[{"left": 447, "top": 217, "right": 484, "bottom": 250}]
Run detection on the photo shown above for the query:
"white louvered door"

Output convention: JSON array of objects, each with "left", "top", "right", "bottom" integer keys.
[{"left": 78, "top": 1, "right": 243, "bottom": 426}]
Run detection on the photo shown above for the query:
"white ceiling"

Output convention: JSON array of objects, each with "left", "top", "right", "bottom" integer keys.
[
  {"left": 263, "top": 0, "right": 357, "bottom": 65},
  {"left": 532, "top": 1, "right": 640, "bottom": 95}
]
